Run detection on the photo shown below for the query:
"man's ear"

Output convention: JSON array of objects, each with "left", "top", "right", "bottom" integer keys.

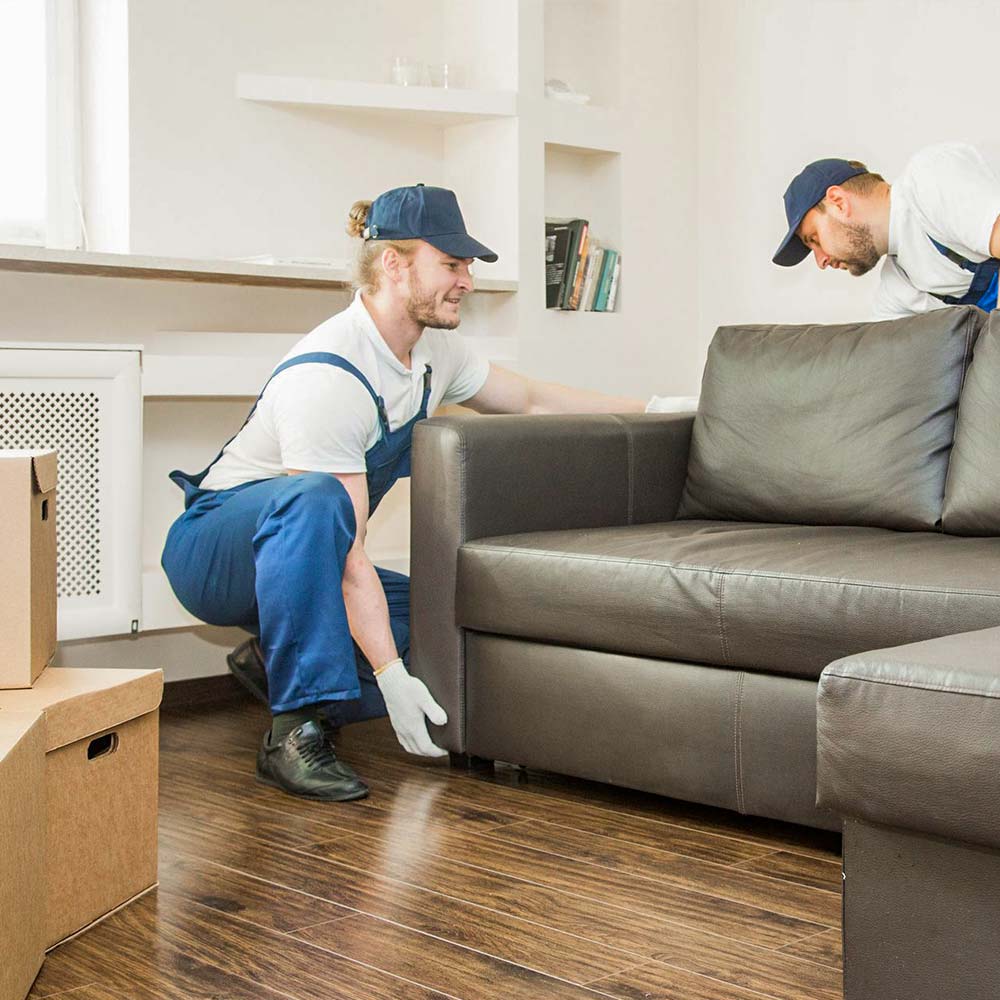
[
  {"left": 824, "top": 185, "right": 851, "bottom": 219},
  {"left": 381, "top": 246, "right": 405, "bottom": 284}
]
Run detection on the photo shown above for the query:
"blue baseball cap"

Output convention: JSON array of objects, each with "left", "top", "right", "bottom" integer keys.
[
  {"left": 364, "top": 184, "right": 498, "bottom": 262},
  {"left": 773, "top": 159, "right": 868, "bottom": 266}
]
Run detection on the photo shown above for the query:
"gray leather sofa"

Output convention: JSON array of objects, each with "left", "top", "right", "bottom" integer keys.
[{"left": 410, "top": 305, "right": 1000, "bottom": 843}]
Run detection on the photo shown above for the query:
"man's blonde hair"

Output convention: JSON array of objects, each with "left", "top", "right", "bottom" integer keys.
[{"left": 346, "top": 200, "right": 420, "bottom": 293}]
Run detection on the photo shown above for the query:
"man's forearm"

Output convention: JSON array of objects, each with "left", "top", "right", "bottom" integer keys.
[
  {"left": 342, "top": 547, "right": 398, "bottom": 671},
  {"left": 527, "top": 379, "right": 645, "bottom": 415}
]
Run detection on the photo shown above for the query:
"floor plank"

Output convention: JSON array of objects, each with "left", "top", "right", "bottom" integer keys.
[
  {"left": 481, "top": 819, "right": 841, "bottom": 926},
  {"left": 294, "top": 915, "right": 623, "bottom": 1000},
  {"left": 734, "top": 851, "right": 844, "bottom": 893},
  {"left": 779, "top": 928, "right": 844, "bottom": 970}
]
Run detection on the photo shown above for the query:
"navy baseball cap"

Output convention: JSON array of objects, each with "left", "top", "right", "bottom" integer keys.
[
  {"left": 364, "top": 184, "right": 498, "bottom": 262},
  {"left": 773, "top": 159, "right": 868, "bottom": 266}
]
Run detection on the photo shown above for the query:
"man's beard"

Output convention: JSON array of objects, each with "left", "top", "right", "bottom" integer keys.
[
  {"left": 406, "top": 273, "right": 461, "bottom": 330},
  {"left": 835, "top": 219, "right": 881, "bottom": 276}
]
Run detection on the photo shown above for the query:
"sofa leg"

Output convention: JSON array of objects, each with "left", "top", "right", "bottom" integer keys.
[{"left": 449, "top": 752, "right": 494, "bottom": 772}]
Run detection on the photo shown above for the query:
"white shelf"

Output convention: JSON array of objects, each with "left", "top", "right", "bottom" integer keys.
[
  {"left": 237, "top": 74, "right": 518, "bottom": 126},
  {"left": 0, "top": 244, "right": 517, "bottom": 293},
  {"left": 543, "top": 100, "right": 623, "bottom": 154}
]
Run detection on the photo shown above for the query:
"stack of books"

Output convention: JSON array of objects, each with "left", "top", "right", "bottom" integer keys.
[{"left": 545, "top": 218, "right": 621, "bottom": 312}]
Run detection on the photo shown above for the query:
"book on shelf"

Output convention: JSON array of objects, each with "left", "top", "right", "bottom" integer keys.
[
  {"left": 605, "top": 252, "right": 622, "bottom": 312},
  {"left": 559, "top": 219, "right": 588, "bottom": 310},
  {"left": 593, "top": 248, "right": 616, "bottom": 311},
  {"left": 580, "top": 244, "right": 603, "bottom": 311},
  {"left": 567, "top": 225, "right": 591, "bottom": 310},
  {"left": 545, "top": 217, "right": 587, "bottom": 309},
  {"left": 545, "top": 218, "right": 577, "bottom": 309}
]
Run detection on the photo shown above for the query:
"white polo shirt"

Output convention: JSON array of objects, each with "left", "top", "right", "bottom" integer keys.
[
  {"left": 200, "top": 291, "right": 490, "bottom": 490},
  {"left": 873, "top": 142, "right": 1000, "bottom": 320}
]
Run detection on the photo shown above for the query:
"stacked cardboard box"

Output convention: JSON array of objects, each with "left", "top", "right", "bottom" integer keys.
[
  {"left": 0, "top": 451, "right": 57, "bottom": 690},
  {"left": 0, "top": 451, "right": 162, "bottom": 1000}
]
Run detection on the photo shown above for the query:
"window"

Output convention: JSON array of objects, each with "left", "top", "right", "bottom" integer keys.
[{"left": 0, "top": 0, "right": 81, "bottom": 248}]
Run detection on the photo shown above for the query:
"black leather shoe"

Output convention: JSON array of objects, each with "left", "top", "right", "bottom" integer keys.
[
  {"left": 227, "top": 638, "right": 269, "bottom": 705},
  {"left": 256, "top": 720, "right": 369, "bottom": 801}
]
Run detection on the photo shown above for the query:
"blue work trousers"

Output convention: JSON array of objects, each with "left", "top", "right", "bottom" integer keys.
[{"left": 161, "top": 472, "right": 406, "bottom": 718}]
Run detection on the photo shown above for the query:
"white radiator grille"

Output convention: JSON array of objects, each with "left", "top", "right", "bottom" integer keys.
[
  {"left": 0, "top": 389, "right": 103, "bottom": 599},
  {"left": 0, "top": 346, "right": 142, "bottom": 639}
]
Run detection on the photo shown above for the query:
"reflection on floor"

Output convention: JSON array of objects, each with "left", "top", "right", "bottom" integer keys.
[{"left": 30, "top": 696, "right": 844, "bottom": 1000}]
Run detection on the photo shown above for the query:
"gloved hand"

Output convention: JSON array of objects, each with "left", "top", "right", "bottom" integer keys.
[
  {"left": 645, "top": 394, "right": 700, "bottom": 413},
  {"left": 375, "top": 659, "right": 449, "bottom": 757}
]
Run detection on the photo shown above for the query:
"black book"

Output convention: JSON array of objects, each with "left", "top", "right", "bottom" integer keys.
[{"left": 545, "top": 218, "right": 585, "bottom": 309}]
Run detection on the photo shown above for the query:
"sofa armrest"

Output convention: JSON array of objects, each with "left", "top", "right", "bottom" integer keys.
[
  {"left": 410, "top": 412, "right": 694, "bottom": 752},
  {"left": 817, "top": 626, "right": 1000, "bottom": 849}
]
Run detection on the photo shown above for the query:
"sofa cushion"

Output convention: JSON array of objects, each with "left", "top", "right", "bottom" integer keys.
[
  {"left": 942, "top": 310, "right": 1000, "bottom": 535},
  {"left": 456, "top": 520, "right": 1000, "bottom": 679},
  {"left": 677, "top": 308, "right": 983, "bottom": 531}
]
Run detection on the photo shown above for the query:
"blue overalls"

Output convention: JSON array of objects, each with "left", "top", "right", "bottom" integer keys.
[
  {"left": 928, "top": 235, "right": 999, "bottom": 311},
  {"left": 161, "top": 351, "right": 432, "bottom": 720}
]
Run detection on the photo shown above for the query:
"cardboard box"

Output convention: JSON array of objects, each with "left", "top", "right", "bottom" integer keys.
[
  {"left": 0, "top": 666, "right": 163, "bottom": 948},
  {"left": 0, "top": 711, "right": 46, "bottom": 1000},
  {"left": 0, "top": 451, "right": 57, "bottom": 689}
]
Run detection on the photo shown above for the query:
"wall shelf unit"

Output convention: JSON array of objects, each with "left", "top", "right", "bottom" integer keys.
[{"left": 237, "top": 74, "right": 518, "bottom": 126}]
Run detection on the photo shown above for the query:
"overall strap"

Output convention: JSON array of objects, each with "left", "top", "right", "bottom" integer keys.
[
  {"left": 420, "top": 364, "right": 433, "bottom": 408},
  {"left": 928, "top": 235, "right": 977, "bottom": 273},
  {"left": 926, "top": 235, "right": 1000, "bottom": 307},
  {"left": 191, "top": 352, "right": 387, "bottom": 484},
  {"left": 268, "top": 352, "right": 387, "bottom": 424}
]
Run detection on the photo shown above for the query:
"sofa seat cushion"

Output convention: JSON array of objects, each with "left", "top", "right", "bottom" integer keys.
[{"left": 456, "top": 520, "right": 1000, "bottom": 679}]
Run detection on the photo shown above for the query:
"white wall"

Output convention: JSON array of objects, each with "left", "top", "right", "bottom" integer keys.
[
  {"left": 14, "top": 0, "right": 705, "bottom": 683},
  {"left": 697, "top": 0, "right": 1000, "bottom": 358}
]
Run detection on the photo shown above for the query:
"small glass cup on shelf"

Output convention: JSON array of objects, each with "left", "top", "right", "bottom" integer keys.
[{"left": 390, "top": 56, "right": 426, "bottom": 87}]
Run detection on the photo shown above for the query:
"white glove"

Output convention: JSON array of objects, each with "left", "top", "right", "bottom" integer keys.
[
  {"left": 645, "top": 394, "right": 700, "bottom": 413},
  {"left": 375, "top": 659, "right": 448, "bottom": 757}
]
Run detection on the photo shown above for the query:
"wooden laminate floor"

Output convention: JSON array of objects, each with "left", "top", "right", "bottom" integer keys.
[{"left": 30, "top": 697, "right": 844, "bottom": 1000}]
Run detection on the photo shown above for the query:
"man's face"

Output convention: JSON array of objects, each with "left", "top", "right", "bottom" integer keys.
[
  {"left": 404, "top": 243, "right": 474, "bottom": 330},
  {"left": 797, "top": 206, "right": 881, "bottom": 277}
]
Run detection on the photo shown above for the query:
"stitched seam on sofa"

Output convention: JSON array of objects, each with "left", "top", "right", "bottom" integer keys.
[
  {"left": 824, "top": 671, "right": 1000, "bottom": 700},
  {"left": 610, "top": 414, "right": 635, "bottom": 525},
  {"left": 462, "top": 545, "right": 1000, "bottom": 598},
  {"left": 733, "top": 670, "right": 746, "bottom": 813}
]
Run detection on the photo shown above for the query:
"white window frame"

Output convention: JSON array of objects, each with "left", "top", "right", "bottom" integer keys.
[{"left": 45, "top": 0, "right": 84, "bottom": 249}]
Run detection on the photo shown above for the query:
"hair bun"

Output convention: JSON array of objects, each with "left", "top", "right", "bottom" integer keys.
[{"left": 346, "top": 200, "right": 372, "bottom": 238}]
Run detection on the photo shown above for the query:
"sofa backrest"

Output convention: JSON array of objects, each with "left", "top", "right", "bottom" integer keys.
[
  {"left": 942, "top": 309, "right": 1000, "bottom": 535},
  {"left": 677, "top": 307, "right": 984, "bottom": 531}
]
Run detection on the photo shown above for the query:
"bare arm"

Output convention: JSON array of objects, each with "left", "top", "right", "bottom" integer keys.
[
  {"left": 464, "top": 363, "right": 645, "bottom": 416},
  {"left": 990, "top": 213, "right": 1000, "bottom": 258},
  {"left": 287, "top": 469, "right": 398, "bottom": 672}
]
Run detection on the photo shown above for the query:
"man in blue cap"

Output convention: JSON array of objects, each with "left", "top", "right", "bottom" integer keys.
[
  {"left": 161, "top": 184, "right": 648, "bottom": 801},
  {"left": 774, "top": 142, "right": 1000, "bottom": 318}
]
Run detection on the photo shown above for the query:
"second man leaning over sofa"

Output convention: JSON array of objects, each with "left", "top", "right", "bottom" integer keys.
[{"left": 161, "top": 183, "right": 673, "bottom": 802}]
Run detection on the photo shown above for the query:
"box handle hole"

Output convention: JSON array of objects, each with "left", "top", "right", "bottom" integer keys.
[
  {"left": 41, "top": 499, "right": 49, "bottom": 521},
  {"left": 88, "top": 732, "right": 118, "bottom": 760}
]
